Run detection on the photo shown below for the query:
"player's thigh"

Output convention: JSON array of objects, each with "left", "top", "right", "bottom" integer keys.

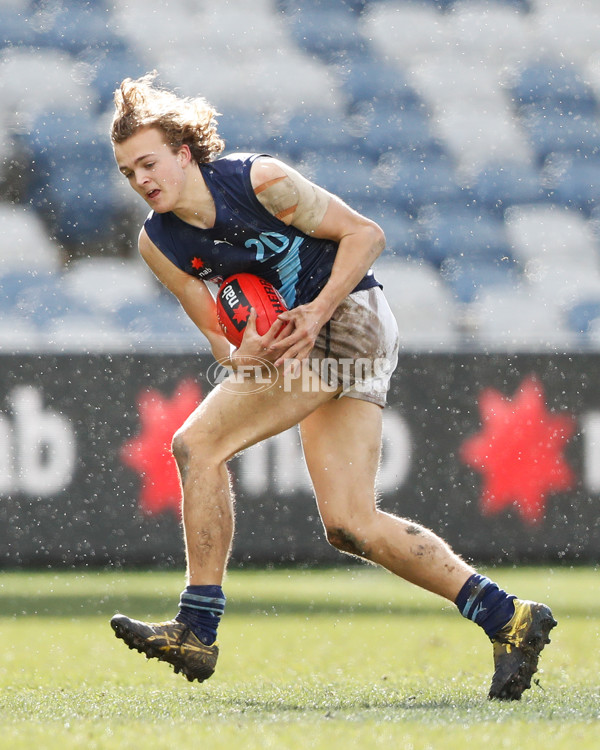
[
  {"left": 299, "top": 396, "right": 383, "bottom": 521},
  {"left": 177, "top": 362, "right": 337, "bottom": 462}
]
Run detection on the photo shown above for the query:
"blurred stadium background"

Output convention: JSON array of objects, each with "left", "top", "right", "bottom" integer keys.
[{"left": 3, "top": 0, "right": 600, "bottom": 354}]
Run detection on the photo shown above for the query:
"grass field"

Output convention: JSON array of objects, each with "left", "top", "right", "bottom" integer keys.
[{"left": 0, "top": 565, "right": 598, "bottom": 749}]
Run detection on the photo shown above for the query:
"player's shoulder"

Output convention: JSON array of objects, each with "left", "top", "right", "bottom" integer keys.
[{"left": 247, "top": 154, "right": 291, "bottom": 189}]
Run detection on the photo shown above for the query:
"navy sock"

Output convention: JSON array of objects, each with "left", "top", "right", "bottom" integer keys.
[
  {"left": 455, "top": 574, "right": 516, "bottom": 639},
  {"left": 175, "top": 585, "right": 226, "bottom": 645}
]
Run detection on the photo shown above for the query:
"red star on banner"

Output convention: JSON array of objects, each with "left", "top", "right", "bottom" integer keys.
[
  {"left": 460, "top": 375, "right": 575, "bottom": 524},
  {"left": 191, "top": 257, "right": 204, "bottom": 270},
  {"left": 120, "top": 379, "right": 202, "bottom": 515},
  {"left": 232, "top": 304, "right": 250, "bottom": 324}
]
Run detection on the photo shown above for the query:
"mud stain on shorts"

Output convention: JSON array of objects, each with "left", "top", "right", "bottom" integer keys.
[{"left": 307, "top": 288, "right": 398, "bottom": 406}]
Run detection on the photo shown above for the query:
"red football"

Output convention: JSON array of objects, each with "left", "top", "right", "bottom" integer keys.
[{"left": 216, "top": 273, "right": 287, "bottom": 348}]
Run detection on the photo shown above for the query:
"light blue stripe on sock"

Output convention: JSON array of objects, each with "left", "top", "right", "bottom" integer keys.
[
  {"left": 179, "top": 593, "right": 225, "bottom": 614},
  {"left": 462, "top": 576, "right": 492, "bottom": 620}
]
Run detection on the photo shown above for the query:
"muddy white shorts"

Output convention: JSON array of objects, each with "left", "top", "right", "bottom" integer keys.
[{"left": 309, "top": 286, "right": 400, "bottom": 407}]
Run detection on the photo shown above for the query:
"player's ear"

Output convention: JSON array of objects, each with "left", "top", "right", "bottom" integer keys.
[{"left": 177, "top": 144, "right": 192, "bottom": 167}]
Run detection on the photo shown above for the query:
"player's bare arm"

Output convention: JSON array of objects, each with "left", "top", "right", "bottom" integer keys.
[
  {"left": 251, "top": 157, "right": 385, "bottom": 362},
  {"left": 138, "top": 228, "right": 231, "bottom": 361}
]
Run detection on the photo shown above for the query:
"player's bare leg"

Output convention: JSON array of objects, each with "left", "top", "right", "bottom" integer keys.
[
  {"left": 300, "top": 395, "right": 556, "bottom": 699},
  {"left": 300, "top": 396, "right": 475, "bottom": 600},
  {"left": 172, "top": 364, "right": 337, "bottom": 585},
  {"left": 111, "top": 363, "right": 338, "bottom": 680}
]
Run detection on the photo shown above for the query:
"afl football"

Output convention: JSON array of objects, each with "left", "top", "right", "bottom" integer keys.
[{"left": 216, "top": 273, "right": 287, "bottom": 347}]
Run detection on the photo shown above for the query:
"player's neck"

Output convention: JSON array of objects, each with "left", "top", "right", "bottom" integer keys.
[{"left": 172, "top": 164, "right": 216, "bottom": 229}]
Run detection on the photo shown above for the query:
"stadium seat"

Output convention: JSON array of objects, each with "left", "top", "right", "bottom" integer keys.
[
  {"left": 510, "top": 61, "right": 598, "bottom": 115},
  {"left": 82, "top": 47, "right": 147, "bottom": 111},
  {"left": 311, "top": 157, "right": 379, "bottom": 206},
  {"left": 112, "top": 297, "right": 202, "bottom": 347},
  {"left": 444, "top": 1, "right": 531, "bottom": 66},
  {"left": 0, "top": 203, "right": 62, "bottom": 273},
  {"left": 46, "top": 315, "right": 133, "bottom": 352},
  {"left": 0, "top": 48, "right": 92, "bottom": 126},
  {"left": 520, "top": 110, "right": 600, "bottom": 164},
  {"left": 565, "top": 299, "right": 600, "bottom": 335},
  {"left": 0, "top": 313, "right": 44, "bottom": 351},
  {"left": 337, "top": 54, "right": 422, "bottom": 109},
  {"left": 362, "top": 2, "right": 445, "bottom": 68},
  {"left": 433, "top": 105, "right": 532, "bottom": 181},
  {"left": 544, "top": 154, "right": 600, "bottom": 214},
  {"left": 468, "top": 286, "right": 573, "bottom": 350},
  {"left": 374, "top": 257, "right": 461, "bottom": 350},
  {"left": 23, "top": 112, "right": 123, "bottom": 246},
  {"left": 471, "top": 162, "right": 547, "bottom": 214},
  {"left": 62, "top": 257, "right": 159, "bottom": 315},
  {"left": 442, "top": 257, "right": 519, "bottom": 304},
  {"left": 40, "top": 3, "right": 126, "bottom": 55},
  {"left": 218, "top": 110, "right": 275, "bottom": 154},
  {"left": 0, "top": 3, "right": 39, "bottom": 49},
  {"left": 14, "top": 273, "right": 88, "bottom": 329},
  {"left": 0, "top": 269, "right": 57, "bottom": 312},
  {"left": 270, "top": 111, "right": 360, "bottom": 161},
  {"left": 282, "top": 6, "right": 367, "bottom": 61},
  {"left": 356, "top": 104, "right": 445, "bottom": 161},
  {"left": 535, "top": 3, "right": 600, "bottom": 68},
  {"left": 416, "top": 205, "right": 512, "bottom": 267},
  {"left": 505, "top": 204, "right": 598, "bottom": 273},
  {"left": 375, "top": 155, "right": 463, "bottom": 212}
]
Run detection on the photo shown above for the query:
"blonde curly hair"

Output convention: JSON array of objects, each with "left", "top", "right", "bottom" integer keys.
[{"left": 111, "top": 72, "right": 225, "bottom": 164}]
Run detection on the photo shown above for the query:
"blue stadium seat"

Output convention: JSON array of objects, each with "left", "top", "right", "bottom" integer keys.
[
  {"left": 311, "top": 157, "right": 377, "bottom": 204},
  {"left": 511, "top": 61, "right": 597, "bottom": 115},
  {"left": 416, "top": 206, "right": 512, "bottom": 267},
  {"left": 566, "top": 299, "right": 600, "bottom": 334},
  {"left": 23, "top": 112, "right": 122, "bottom": 244},
  {"left": 113, "top": 298, "right": 199, "bottom": 342},
  {"left": 278, "top": 0, "right": 366, "bottom": 14},
  {"left": 2, "top": 0, "right": 125, "bottom": 54},
  {"left": 357, "top": 104, "right": 445, "bottom": 161},
  {"left": 338, "top": 55, "right": 422, "bottom": 109},
  {"left": 381, "top": 156, "right": 463, "bottom": 213},
  {"left": 471, "top": 162, "right": 547, "bottom": 214},
  {"left": 546, "top": 154, "right": 600, "bottom": 214},
  {"left": 520, "top": 111, "right": 600, "bottom": 164},
  {"left": 219, "top": 110, "right": 281, "bottom": 155},
  {"left": 34, "top": 1, "right": 126, "bottom": 54},
  {"left": 0, "top": 270, "right": 55, "bottom": 312},
  {"left": 82, "top": 47, "right": 147, "bottom": 111},
  {"left": 14, "top": 273, "right": 89, "bottom": 329},
  {"left": 0, "top": 6, "right": 37, "bottom": 48},
  {"left": 271, "top": 112, "right": 361, "bottom": 161},
  {"left": 442, "top": 258, "right": 518, "bottom": 304},
  {"left": 283, "top": 6, "right": 367, "bottom": 61}
]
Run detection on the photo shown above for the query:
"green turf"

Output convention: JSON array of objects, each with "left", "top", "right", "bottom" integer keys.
[{"left": 0, "top": 566, "right": 598, "bottom": 749}]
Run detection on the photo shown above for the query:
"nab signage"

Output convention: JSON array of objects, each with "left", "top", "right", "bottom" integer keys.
[
  {"left": 0, "top": 352, "right": 599, "bottom": 566},
  {"left": 0, "top": 385, "right": 76, "bottom": 496}
]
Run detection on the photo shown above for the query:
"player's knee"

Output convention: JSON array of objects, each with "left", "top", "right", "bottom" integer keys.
[
  {"left": 171, "top": 428, "right": 191, "bottom": 473},
  {"left": 325, "top": 525, "right": 367, "bottom": 557},
  {"left": 172, "top": 422, "right": 224, "bottom": 472}
]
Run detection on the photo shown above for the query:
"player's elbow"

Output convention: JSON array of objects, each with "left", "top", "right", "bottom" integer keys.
[{"left": 364, "top": 219, "right": 386, "bottom": 260}]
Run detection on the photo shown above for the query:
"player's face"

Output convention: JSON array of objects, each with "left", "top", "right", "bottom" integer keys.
[{"left": 114, "top": 127, "right": 189, "bottom": 213}]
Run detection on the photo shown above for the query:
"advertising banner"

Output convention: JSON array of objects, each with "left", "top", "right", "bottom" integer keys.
[{"left": 0, "top": 353, "right": 597, "bottom": 567}]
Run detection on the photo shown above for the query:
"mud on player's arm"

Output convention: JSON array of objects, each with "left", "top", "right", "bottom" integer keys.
[{"left": 251, "top": 157, "right": 385, "bottom": 357}]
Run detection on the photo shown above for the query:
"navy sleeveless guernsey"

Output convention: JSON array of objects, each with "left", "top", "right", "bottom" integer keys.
[{"left": 144, "top": 153, "right": 380, "bottom": 308}]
